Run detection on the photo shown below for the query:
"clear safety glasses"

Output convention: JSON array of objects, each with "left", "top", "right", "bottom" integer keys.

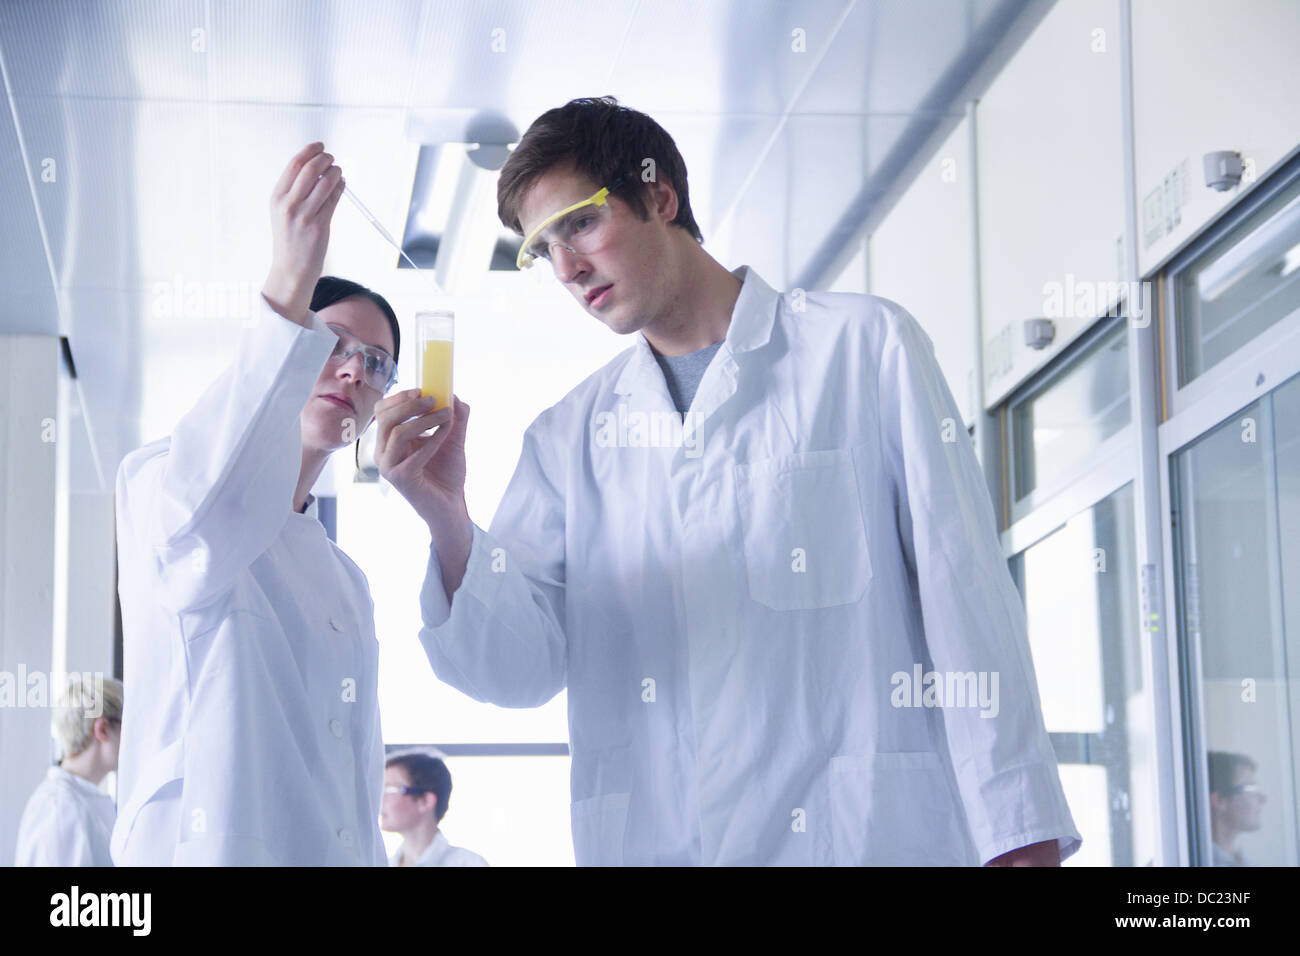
[
  {"left": 325, "top": 323, "right": 398, "bottom": 393},
  {"left": 516, "top": 176, "right": 627, "bottom": 270}
]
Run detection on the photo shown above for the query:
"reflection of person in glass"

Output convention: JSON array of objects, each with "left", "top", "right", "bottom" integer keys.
[{"left": 1207, "top": 751, "right": 1264, "bottom": 866}]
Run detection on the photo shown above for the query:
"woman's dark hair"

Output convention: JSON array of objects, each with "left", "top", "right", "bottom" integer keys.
[
  {"left": 387, "top": 752, "right": 453, "bottom": 823},
  {"left": 310, "top": 276, "right": 400, "bottom": 363},
  {"left": 497, "top": 96, "right": 703, "bottom": 243}
]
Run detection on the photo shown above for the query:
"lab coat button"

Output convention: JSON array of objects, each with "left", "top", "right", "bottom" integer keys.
[
  {"left": 329, "top": 718, "right": 344, "bottom": 738},
  {"left": 329, "top": 616, "right": 343, "bottom": 632},
  {"left": 337, "top": 827, "right": 353, "bottom": 847}
]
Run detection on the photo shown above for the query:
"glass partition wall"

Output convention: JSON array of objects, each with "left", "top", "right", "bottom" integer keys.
[
  {"left": 1162, "top": 154, "right": 1300, "bottom": 866},
  {"left": 997, "top": 149, "right": 1300, "bottom": 867},
  {"left": 1004, "top": 316, "right": 1159, "bottom": 866}
]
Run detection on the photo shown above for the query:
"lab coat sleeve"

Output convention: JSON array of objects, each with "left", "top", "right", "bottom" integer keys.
[
  {"left": 132, "top": 298, "right": 339, "bottom": 613},
  {"left": 874, "top": 299, "right": 1082, "bottom": 865},
  {"left": 417, "top": 416, "right": 567, "bottom": 707}
]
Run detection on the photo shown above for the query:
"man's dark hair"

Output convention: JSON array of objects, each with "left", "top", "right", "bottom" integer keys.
[
  {"left": 1207, "top": 751, "right": 1257, "bottom": 797},
  {"left": 387, "top": 752, "right": 452, "bottom": 823},
  {"left": 497, "top": 96, "right": 703, "bottom": 243},
  {"left": 310, "top": 276, "right": 400, "bottom": 363}
]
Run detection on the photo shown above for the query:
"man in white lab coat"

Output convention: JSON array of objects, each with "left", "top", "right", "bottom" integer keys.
[
  {"left": 113, "top": 143, "right": 404, "bottom": 865},
  {"left": 376, "top": 98, "right": 1082, "bottom": 866},
  {"left": 15, "top": 675, "right": 123, "bottom": 866},
  {"left": 381, "top": 751, "right": 488, "bottom": 867}
]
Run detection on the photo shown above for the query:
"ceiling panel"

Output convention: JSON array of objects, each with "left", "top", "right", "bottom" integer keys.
[
  {"left": 406, "top": 0, "right": 635, "bottom": 116},
  {"left": 207, "top": 1, "right": 426, "bottom": 107},
  {"left": 0, "top": 62, "right": 57, "bottom": 334},
  {"left": 633, "top": 112, "right": 781, "bottom": 242},
  {"left": 203, "top": 103, "right": 415, "bottom": 283},
  {"left": 798, "top": 0, "right": 1005, "bottom": 114},
  {"left": 0, "top": 0, "right": 208, "bottom": 101},
  {"left": 13, "top": 97, "right": 180, "bottom": 290},
  {"left": 719, "top": 113, "right": 901, "bottom": 288},
  {"left": 0, "top": 0, "right": 1048, "bottom": 494},
  {"left": 609, "top": 0, "right": 854, "bottom": 115}
]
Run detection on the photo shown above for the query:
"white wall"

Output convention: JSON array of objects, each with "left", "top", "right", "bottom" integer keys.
[
  {"left": 868, "top": 116, "right": 978, "bottom": 426},
  {"left": 0, "top": 335, "right": 60, "bottom": 867},
  {"left": 976, "top": 0, "right": 1126, "bottom": 408},
  {"left": 1132, "top": 0, "right": 1300, "bottom": 276},
  {"left": 827, "top": 235, "right": 868, "bottom": 295},
  {"left": 863, "top": 0, "right": 1300, "bottom": 413},
  {"left": 56, "top": 373, "right": 118, "bottom": 684},
  {"left": 62, "top": 492, "right": 116, "bottom": 676}
]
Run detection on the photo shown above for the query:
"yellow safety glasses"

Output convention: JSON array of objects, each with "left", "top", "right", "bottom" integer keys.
[{"left": 516, "top": 176, "right": 627, "bottom": 270}]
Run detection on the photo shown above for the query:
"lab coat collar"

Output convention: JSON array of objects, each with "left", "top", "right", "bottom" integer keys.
[
  {"left": 721, "top": 264, "right": 781, "bottom": 355},
  {"left": 613, "top": 265, "right": 780, "bottom": 398},
  {"left": 414, "top": 830, "right": 449, "bottom": 865},
  {"left": 391, "top": 829, "right": 448, "bottom": 866},
  {"left": 50, "top": 765, "right": 107, "bottom": 799}
]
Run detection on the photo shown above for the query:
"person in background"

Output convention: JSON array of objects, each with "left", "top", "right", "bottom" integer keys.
[
  {"left": 1208, "top": 750, "right": 1264, "bottom": 866},
  {"left": 15, "top": 674, "right": 123, "bottom": 866},
  {"left": 381, "top": 750, "right": 487, "bottom": 867}
]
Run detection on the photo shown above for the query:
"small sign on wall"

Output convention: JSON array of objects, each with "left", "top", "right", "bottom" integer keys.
[
  {"left": 1142, "top": 158, "right": 1190, "bottom": 249},
  {"left": 984, "top": 323, "right": 1013, "bottom": 389}
]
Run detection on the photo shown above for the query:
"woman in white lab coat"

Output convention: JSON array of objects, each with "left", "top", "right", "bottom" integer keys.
[
  {"left": 14, "top": 675, "right": 123, "bottom": 866},
  {"left": 111, "top": 143, "right": 441, "bottom": 865}
]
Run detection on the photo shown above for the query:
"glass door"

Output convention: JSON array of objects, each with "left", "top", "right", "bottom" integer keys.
[
  {"left": 1009, "top": 483, "right": 1159, "bottom": 865},
  {"left": 1171, "top": 372, "right": 1300, "bottom": 866}
]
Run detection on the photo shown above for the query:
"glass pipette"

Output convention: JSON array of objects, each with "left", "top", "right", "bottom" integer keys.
[{"left": 342, "top": 185, "right": 441, "bottom": 290}]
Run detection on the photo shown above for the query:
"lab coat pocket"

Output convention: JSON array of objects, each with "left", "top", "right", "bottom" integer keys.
[
  {"left": 734, "top": 448, "right": 871, "bottom": 611},
  {"left": 570, "top": 792, "right": 630, "bottom": 867},
  {"left": 111, "top": 738, "right": 185, "bottom": 862},
  {"left": 829, "top": 751, "right": 971, "bottom": 866}
]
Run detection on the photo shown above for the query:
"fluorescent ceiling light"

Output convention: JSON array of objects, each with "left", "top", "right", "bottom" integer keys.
[
  {"left": 1196, "top": 194, "right": 1300, "bottom": 302},
  {"left": 400, "top": 111, "right": 522, "bottom": 293}
]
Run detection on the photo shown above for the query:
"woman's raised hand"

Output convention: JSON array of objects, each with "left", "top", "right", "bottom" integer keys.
[{"left": 261, "top": 142, "right": 346, "bottom": 326}]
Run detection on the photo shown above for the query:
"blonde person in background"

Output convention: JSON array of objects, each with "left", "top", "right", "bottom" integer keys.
[
  {"left": 15, "top": 674, "right": 123, "bottom": 866},
  {"left": 381, "top": 751, "right": 488, "bottom": 867}
]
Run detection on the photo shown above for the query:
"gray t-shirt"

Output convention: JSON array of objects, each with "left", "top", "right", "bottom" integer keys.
[{"left": 651, "top": 340, "right": 724, "bottom": 415}]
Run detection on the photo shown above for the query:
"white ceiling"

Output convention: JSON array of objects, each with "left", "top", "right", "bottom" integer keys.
[{"left": 0, "top": 0, "right": 1053, "bottom": 492}]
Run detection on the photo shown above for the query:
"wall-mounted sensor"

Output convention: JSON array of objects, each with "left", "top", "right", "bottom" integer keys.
[
  {"left": 1024, "top": 317, "right": 1055, "bottom": 350},
  {"left": 1203, "top": 151, "right": 1244, "bottom": 192}
]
